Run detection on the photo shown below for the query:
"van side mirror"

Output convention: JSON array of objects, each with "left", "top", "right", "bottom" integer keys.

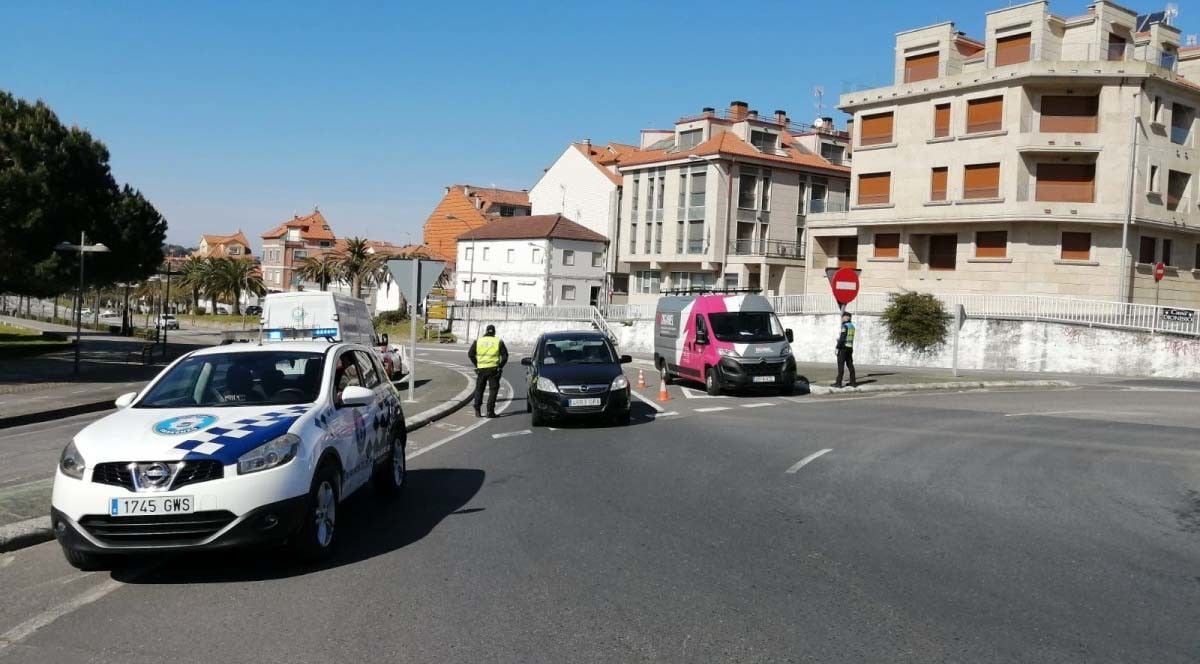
[
  {"left": 520, "top": 357, "right": 533, "bottom": 366},
  {"left": 619, "top": 355, "right": 633, "bottom": 364},
  {"left": 785, "top": 329, "right": 794, "bottom": 343},
  {"left": 695, "top": 331, "right": 709, "bottom": 346}
]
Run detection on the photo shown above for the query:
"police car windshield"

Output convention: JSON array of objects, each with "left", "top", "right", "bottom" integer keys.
[
  {"left": 136, "top": 351, "right": 325, "bottom": 408},
  {"left": 708, "top": 312, "right": 785, "bottom": 343},
  {"left": 541, "top": 338, "right": 615, "bottom": 365}
]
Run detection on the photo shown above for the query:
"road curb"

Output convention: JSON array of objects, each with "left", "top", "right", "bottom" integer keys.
[
  {"left": 403, "top": 362, "right": 476, "bottom": 433},
  {"left": 0, "top": 399, "right": 116, "bottom": 431},
  {"left": 806, "top": 379, "right": 1075, "bottom": 396},
  {"left": 0, "top": 516, "right": 52, "bottom": 553}
]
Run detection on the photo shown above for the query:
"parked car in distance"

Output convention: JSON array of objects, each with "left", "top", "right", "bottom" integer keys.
[
  {"left": 157, "top": 314, "right": 179, "bottom": 330},
  {"left": 245, "top": 305, "right": 263, "bottom": 316},
  {"left": 522, "top": 331, "right": 632, "bottom": 427}
]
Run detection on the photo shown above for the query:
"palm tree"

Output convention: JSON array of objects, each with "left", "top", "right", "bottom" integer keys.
[
  {"left": 210, "top": 258, "right": 265, "bottom": 315},
  {"left": 178, "top": 256, "right": 207, "bottom": 314},
  {"left": 295, "top": 254, "right": 341, "bottom": 291},
  {"left": 332, "top": 237, "right": 387, "bottom": 300}
]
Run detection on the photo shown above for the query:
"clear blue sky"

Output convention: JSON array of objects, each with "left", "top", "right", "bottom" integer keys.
[{"left": 2, "top": 1, "right": 1191, "bottom": 250}]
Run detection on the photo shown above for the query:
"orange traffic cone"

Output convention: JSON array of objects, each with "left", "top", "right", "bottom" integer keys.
[
  {"left": 637, "top": 368, "right": 646, "bottom": 388},
  {"left": 657, "top": 371, "right": 671, "bottom": 402}
]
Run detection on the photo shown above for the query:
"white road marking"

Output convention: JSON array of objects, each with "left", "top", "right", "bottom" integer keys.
[
  {"left": 659, "top": 411, "right": 679, "bottom": 417},
  {"left": 0, "top": 577, "right": 126, "bottom": 653},
  {"left": 434, "top": 422, "right": 465, "bottom": 432},
  {"left": 492, "top": 429, "right": 531, "bottom": 439},
  {"left": 741, "top": 402, "right": 774, "bottom": 408},
  {"left": 786, "top": 448, "right": 833, "bottom": 474},
  {"left": 1005, "top": 409, "right": 1143, "bottom": 419},
  {"left": 631, "top": 390, "right": 665, "bottom": 413},
  {"left": 694, "top": 406, "right": 731, "bottom": 413},
  {"left": 406, "top": 379, "right": 514, "bottom": 461},
  {"left": 681, "top": 386, "right": 726, "bottom": 399}
]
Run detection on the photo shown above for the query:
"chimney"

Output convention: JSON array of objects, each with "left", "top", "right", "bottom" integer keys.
[
  {"left": 729, "top": 100, "right": 749, "bottom": 121},
  {"left": 774, "top": 109, "right": 788, "bottom": 125},
  {"left": 845, "top": 117, "right": 855, "bottom": 136},
  {"left": 702, "top": 106, "right": 715, "bottom": 117},
  {"left": 822, "top": 116, "right": 834, "bottom": 131},
  {"left": 747, "top": 109, "right": 759, "bottom": 119},
  {"left": 583, "top": 138, "right": 591, "bottom": 148}
]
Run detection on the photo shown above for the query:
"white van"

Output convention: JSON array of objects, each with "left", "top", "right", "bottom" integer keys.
[{"left": 261, "top": 292, "right": 404, "bottom": 378}]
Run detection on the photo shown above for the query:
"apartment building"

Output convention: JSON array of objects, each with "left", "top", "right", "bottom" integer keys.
[
  {"left": 194, "top": 231, "right": 253, "bottom": 260},
  {"left": 455, "top": 214, "right": 607, "bottom": 306},
  {"left": 421, "top": 184, "right": 531, "bottom": 265},
  {"left": 615, "top": 101, "right": 851, "bottom": 304},
  {"left": 260, "top": 209, "right": 336, "bottom": 292},
  {"left": 806, "top": 1, "right": 1200, "bottom": 307},
  {"left": 529, "top": 141, "right": 639, "bottom": 299}
]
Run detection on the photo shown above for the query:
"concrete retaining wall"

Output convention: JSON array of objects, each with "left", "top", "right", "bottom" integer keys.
[{"left": 453, "top": 313, "right": 1200, "bottom": 379}]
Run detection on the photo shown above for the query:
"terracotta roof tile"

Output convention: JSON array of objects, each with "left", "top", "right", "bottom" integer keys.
[
  {"left": 618, "top": 131, "right": 849, "bottom": 174},
  {"left": 261, "top": 210, "right": 337, "bottom": 241},
  {"left": 457, "top": 186, "right": 530, "bottom": 209},
  {"left": 572, "top": 143, "right": 624, "bottom": 185},
  {"left": 456, "top": 214, "right": 607, "bottom": 243}
]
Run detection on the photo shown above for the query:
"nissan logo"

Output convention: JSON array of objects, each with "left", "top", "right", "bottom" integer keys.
[{"left": 139, "top": 462, "right": 172, "bottom": 487}]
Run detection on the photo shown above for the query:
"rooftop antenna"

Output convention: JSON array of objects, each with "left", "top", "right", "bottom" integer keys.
[
  {"left": 1165, "top": 3, "right": 1178, "bottom": 25},
  {"left": 812, "top": 86, "right": 825, "bottom": 127},
  {"left": 1188, "top": 34, "right": 1198, "bottom": 46}
]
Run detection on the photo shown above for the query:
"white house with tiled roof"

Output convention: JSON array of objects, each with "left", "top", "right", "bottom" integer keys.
[
  {"left": 455, "top": 214, "right": 608, "bottom": 307},
  {"left": 615, "top": 101, "right": 852, "bottom": 303},
  {"left": 194, "top": 231, "right": 253, "bottom": 260}
]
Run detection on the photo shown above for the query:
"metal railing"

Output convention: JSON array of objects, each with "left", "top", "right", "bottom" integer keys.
[
  {"left": 727, "top": 238, "right": 805, "bottom": 260},
  {"left": 674, "top": 108, "right": 850, "bottom": 139},
  {"left": 807, "top": 198, "right": 848, "bottom": 214}
]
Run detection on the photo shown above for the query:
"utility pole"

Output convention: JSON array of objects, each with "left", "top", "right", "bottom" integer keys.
[{"left": 54, "top": 232, "right": 110, "bottom": 375}]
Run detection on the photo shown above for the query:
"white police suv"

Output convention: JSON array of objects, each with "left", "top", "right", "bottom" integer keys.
[{"left": 51, "top": 340, "right": 406, "bottom": 569}]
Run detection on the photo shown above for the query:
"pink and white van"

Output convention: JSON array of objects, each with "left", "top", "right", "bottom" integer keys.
[{"left": 653, "top": 292, "right": 796, "bottom": 396}]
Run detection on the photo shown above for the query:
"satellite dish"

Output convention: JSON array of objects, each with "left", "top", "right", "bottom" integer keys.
[{"left": 1165, "top": 3, "right": 1179, "bottom": 24}]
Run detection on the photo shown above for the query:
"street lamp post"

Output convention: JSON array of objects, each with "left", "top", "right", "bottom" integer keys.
[
  {"left": 159, "top": 265, "right": 181, "bottom": 359},
  {"left": 54, "top": 232, "right": 110, "bottom": 375}
]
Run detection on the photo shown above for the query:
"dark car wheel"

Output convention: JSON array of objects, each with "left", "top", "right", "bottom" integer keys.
[
  {"left": 705, "top": 367, "right": 722, "bottom": 396},
  {"left": 292, "top": 463, "right": 339, "bottom": 561},
  {"left": 611, "top": 410, "right": 631, "bottom": 427},
  {"left": 779, "top": 372, "right": 796, "bottom": 396},
  {"left": 373, "top": 432, "right": 406, "bottom": 497},
  {"left": 531, "top": 406, "right": 545, "bottom": 427}
]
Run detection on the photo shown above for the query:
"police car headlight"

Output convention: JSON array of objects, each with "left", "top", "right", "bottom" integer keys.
[
  {"left": 238, "top": 434, "right": 300, "bottom": 475},
  {"left": 59, "top": 441, "right": 86, "bottom": 480},
  {"left": 610, "top": 374, "right": 629, "bottom": 391},
  {"left": 717, "top": 348, "right": 738, "bottom": 358},
  {"left": 535, "top": 376, "right": 558, "bottom": 393}
]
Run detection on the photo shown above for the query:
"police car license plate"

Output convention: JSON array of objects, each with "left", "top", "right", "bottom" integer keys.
[
  {"left": 568, "top": 398, "right": 602, "bottom": 407},
  {"left": 109, "top": 496, "right": 194, "bottom": 517},
  {"left": 752, "top": 376, "right": 776, "bottom": 383}
]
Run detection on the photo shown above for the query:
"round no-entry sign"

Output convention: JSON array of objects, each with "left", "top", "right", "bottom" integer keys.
[
  {"left": 830, "top": 267, "right": 860, "bottom": 305},
  {"left": 1154, "top": 262, "right": 1165, "bottom": 282}
]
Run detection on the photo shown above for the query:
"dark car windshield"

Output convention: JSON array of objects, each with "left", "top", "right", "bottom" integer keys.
[
  {"left": 136, "top": 351, "right": 325, "bottom": 408},
  {"left": 540, "top": 337, "right": 615, "bottom": 365},
  {"left": 708, "top": 312, "right": 785, "bottom": 343}
]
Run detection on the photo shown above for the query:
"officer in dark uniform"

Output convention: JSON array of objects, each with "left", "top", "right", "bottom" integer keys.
[{"left": 834, "top": 312, "right": 856, "bottom": 388}]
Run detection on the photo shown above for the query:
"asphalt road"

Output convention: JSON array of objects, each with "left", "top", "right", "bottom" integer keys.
[{"left": 1, "top": 347, "right": 1197, "bottom": 663}]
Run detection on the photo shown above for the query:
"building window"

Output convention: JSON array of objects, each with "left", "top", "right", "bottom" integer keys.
[
  {"left": 750, "top": 130, "right": 777, "bottom": 153},
  {"left": 293, "top": 250, "right": 308, "bottom": 260},
  {"left": 678, "top": 129, "right": 703, "bottom": 150},
  {"left": 1167, "top": 170, "right": 1190, "bottom": 211},
  {"left": 690, "top": 272, "right": 716, "bottom": 289},
  {"left": 228, "top": 246, "right": 241, "bottom": 256},
  {"left": 1061, "top": 232, "right": 1092, "bottom": 261},
  {"left": 500, "top": 282, "right": 509, "bottom": 300},
  {"left": 963, "top": 163, "right": 1000, "bottom": 199},
  {"left": 1040, "top": 96, "right": 1099, "bottom": 133},
  {"left": 1195, "top": 243, "right": 1200, "bottom": 270},
  {"left": 591, "top": 251, "right": 603, "bottom": 268},
  {"left": 738, "top": 173, "right": 757, "bottom": 209},
  {"left": 629, "top": 222, "right": 638, "bottom": 254},
  {"left": 562, "top": 249, "right": 575, "bottom": 266},
  {"left": 966, "top": 96, "right": 1004, "bottom": 133},
  {"left": 561, "top": 285, "right": 576, "bottom": 301},
  {"left": 874, "top": 233, "right": 900, "bottom": 258},
  {"left": 654, "top": 222, "right": 663, "bottom": 253},
  {"left": 1163, "top": 239, "right": 1174, "bottom": 267},
  {"left": 820, "top": 143, "right": 846, "bottom": 164},
  {"left": 670, "top": 271, "right": 690, "bottom": 290},
  {"left": 287, "top": 229, "right": 300, "bottom": 241},
  {"left": 499, "top": 206, "right": 514, "bottom": 217},
  {"left": 506, "top": 248, "right": 514, "bottom": 263},
  {"left": 737, "top": 168, "right": 771, "bottom": 210},
  {"left": 859, "top": 112, "right": 894, "bottom": 146},
  {"left": 975, "top": 231, "right": 1007, "bottom": 258},
  {"left": 1149, "top": 165, "right": 1161, "bottom": 193},
  {"left": 636, "top": 270, "right": 660, "bottom": 294},
  {"left": 1152, "top": 96, "right": 1164, "bottom": 124},
  {"left": 905, "top": 51, "right": 939, "bottom": 82},
  {"left": 1139, "top": 236, "right": 1156, "bottom": 264},
  {"left": 482, "top": 247, "right": 490, "bottom": 261},
  {"left": 532, "top": 247, "right": 542, "bottom": 264},
  {"left": 689, "top": 168, "right": 707, "bottom": 209},
  {"left": 933, "top": 103, "right": 951, "bottom": 138},
  {"left": 994, "top": 33, "right": 1031, "bottom": 66},
  {"left": 631, "top": 177, "right": 640, "bottom": 220},
  {"left": 319, "top": 241, "right": 332, "bottom": 248},
  {"left": 837, "top": 237, "right": 858, "bottom": 269},
  {"left": 1107, "top": 34, "right": 1127, "bottom": 61},
  {"left": 857, "top": 172, "right": 891, "bottom": 205},
  {"left": 1036, "top": 163, "right": 1096, "bottom": 203},
  {"left": 687, "top": 220, "right": 705, "bottom": 254},
  {"left": 930, "top": 167, "right": 948, "bottom": 201},
  {"left": 723, "top": 273, "right": 739, "bottom": 289},
  {"left": 644, "top": 222, "right": 652, "bottom": 253},
  {"left": 464, "top": 246, "right": 473, "bottom": 261},
  {"left": 929, "top": 234, "right": 958, "bottom": 270}
]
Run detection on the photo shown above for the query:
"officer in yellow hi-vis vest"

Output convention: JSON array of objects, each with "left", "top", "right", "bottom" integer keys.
[{"left": 468, "top": 324, "right": 509, "bottom": 417}]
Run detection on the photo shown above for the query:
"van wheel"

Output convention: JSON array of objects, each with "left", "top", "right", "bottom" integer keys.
[
  {"left": 780, "top": 371, "right": 796, "bottom": 396},
  {"left": 705, "top": 367, "right": 722, "bottom": 396},
  {"left": 531, "top": 407, "right": 545, "bottom": 427}
]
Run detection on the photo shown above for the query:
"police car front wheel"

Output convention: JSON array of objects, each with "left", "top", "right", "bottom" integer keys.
[
  {"left": 292, "top": 464, "right": 339, "bottom": 560},
  {"left": 373, "top": 434, "right": 406, "bottom": 496}
]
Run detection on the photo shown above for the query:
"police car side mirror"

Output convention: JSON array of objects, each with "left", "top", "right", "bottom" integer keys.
[
  {"left": 520, "top": 357, "right": 533, "bottom": 366},
  {"left": 380, "top": 333, "right": 389, "bottom": 346},
  {"left": 114, "top": 392, "right": 137, "bottom": 408},
  {"left": 785, "top": 329, "right": 794, "bottom": 343},
  {"left": 340, "top": 385, "right": 375, "bottom": 407}
]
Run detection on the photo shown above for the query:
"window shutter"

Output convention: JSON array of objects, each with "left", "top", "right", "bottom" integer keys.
[
  {"left": 933, "top": 103, "right": 951, "bottom": 137},
  {"left": 994, "top": 33, "right": 1031, "bottom": 66},
  {"left": 1040, "top": 96, "right": 1099, "bottom": 133},
  {"left": 975, "top": 231, "right": 1008, "bottom": 258},
  {"left": 929, "top": 235, "right": 958, "bottom": 270},
  {"left": 837, "top": 237, "right": 859, "bottom": 269},
  {"left": 874, "top": 233, "right": 900, "bottom": 258},
  {"left": 859, "top": 112, "right": 894, "bottom": 146},
  {"left": 857, "top": 172, "right": 891, "bottom": 205},
  {"left": 905, "top": 52, "right": 939, "bottom": 82},
  {"left": 1036, "top": 164, "right": 1095, "bottom": 203},
  {"left": 966, "top": 96, "right": 1004, "bottom": 133},
  {"left": 1061, "top": 232, "right": 1091, "bottom": 261},
  {"left": 930, "top": 167, "right": 948, "bottom": 201},
  {"left": 963, "top": 163, "right": 1000, "bottom": 199}
]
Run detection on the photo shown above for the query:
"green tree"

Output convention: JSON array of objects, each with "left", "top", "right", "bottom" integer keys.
[
  {"left": 210, "top": 258, "right": 264, "bottom": 315},
  {"left": 295, "top": 254, "right": 341, "bottom": 291},
  {"left": 332, "top": 237, "right": 387, "bottom": 300},
  {"left": 880, "top": 292, "right": 951, "bottom": 352},
  {"left": 178, "top": 256, "right": 207, "bottom": 312}
]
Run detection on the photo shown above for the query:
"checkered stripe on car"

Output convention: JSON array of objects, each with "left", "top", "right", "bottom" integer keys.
[{"left": 173, "top": 405, "right": 310, "bottom": 464}]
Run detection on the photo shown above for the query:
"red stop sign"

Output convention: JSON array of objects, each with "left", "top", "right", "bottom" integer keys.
[
  {"left": 830, "top": 267, "right": 860, "bottom": 305},
  {"left": 1154, "top": 262, "right": 1165, "bottom": 282}
]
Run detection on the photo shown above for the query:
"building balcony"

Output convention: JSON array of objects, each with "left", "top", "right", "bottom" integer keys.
[
  {"left": 736, "top": 208, "right": 769, "bottom": 223},
  {"left": 727, "top": 238, "right": 804, "bottom": 262}
]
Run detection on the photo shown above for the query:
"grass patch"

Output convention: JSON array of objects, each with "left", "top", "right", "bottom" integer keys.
[
  {"left": 378, "top": 318, "right": 454, "bottom": 344},
  {"left": 0, "top": 323, "right": 71, "bottom": 357}
]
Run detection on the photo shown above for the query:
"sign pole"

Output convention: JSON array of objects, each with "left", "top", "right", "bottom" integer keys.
[
  {"left": 951, "top": 304, "right": 965, "bottom": 378},
  {"left": 408, "top": 258, "right": 419, "bottom": 403}
]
